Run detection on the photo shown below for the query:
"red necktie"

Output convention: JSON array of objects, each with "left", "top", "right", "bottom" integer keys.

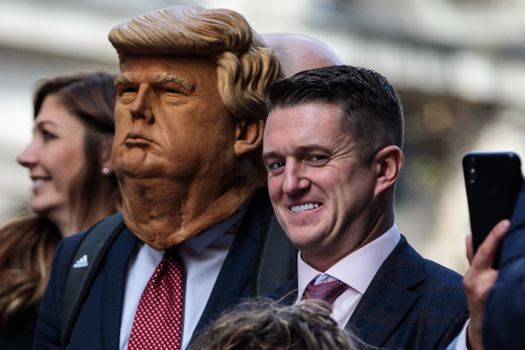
[
  {"left": 128, "top": 248, "right": 184, "bottom": 350},
  {"left": 303, "top": 278, "right": 349, "bottom": 304}
]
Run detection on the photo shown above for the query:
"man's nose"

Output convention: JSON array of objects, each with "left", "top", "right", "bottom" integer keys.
[
  {"left": 129, "top": 84, "right": 154, "bottom": 123},
  {"left": 282, "top": 162, "right": 309, "bottom": 195}
]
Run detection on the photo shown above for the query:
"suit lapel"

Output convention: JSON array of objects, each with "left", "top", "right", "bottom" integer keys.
[
  {"left": 100, "top": 228, "right": 139, "bottom": 350},
  {"left": 191, "top": 190, "right": 269, "bottom": 340},
  {"left": 253, "top": 214, "right": 297, "bottom": 295},
  {"left": 347, "top": 236, "right": 425, "bottom": 348}
]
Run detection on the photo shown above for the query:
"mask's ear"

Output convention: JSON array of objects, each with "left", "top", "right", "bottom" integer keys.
[
  {"left": 373, "top": 145, "right": 404, "bottom": 196},
  {"left": 234, "top": 118, "right": 264, "bottom": 157}
]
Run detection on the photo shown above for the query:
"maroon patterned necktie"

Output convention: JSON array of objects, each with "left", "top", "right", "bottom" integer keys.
[
  {"left": 302, "top": 278, "right": 349, "bottom": 304},
  {"left": 128, "top": 248, "right": 184, "bottom": 350}
]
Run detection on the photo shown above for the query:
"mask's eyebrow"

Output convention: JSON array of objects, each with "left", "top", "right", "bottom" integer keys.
[
  {"left": 114, "top": 72, "right": 134, "bottom": 86},
  {"left": 152, "top": 72, "right": 195, "bottom": 92}
]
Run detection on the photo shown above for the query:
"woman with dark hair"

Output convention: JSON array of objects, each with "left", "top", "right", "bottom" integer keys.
[{"left": 0, "top": 72, "right": 120, "bottom": 349}]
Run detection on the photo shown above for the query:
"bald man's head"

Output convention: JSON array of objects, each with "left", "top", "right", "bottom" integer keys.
[{"left": 262, "top": 33, "right": 342, "bottom": 77}]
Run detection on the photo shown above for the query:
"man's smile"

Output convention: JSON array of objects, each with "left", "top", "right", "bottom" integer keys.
[{"left": 290, "top": 202, "right": 321, "bottom": 213}]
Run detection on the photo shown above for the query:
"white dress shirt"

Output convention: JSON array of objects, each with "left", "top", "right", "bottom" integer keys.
[
  {"left": 119, "top": 207, "right": 246, "bottom": 350},
  {"left": 296, "top": 224, "right": 401, "bottom": 328},
  {"left": 447, "top": 318, "right": 469, "bottom": 350}
]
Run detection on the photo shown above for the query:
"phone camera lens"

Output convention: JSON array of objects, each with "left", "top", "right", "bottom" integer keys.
[{"left": 469, "top": 167, "right": 477, "bottom": 184}]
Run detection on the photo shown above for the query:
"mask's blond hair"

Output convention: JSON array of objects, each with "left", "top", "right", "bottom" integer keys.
[{"left": 108, "top": 5, "right": 282, "bottom": 122}]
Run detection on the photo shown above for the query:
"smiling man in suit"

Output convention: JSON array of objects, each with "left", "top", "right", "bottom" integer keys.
[
  {"left": 34, "top": 5, "right": 297, "bottom": 350},
  {"left": 263, "top": 65, "right": 469, "bottom": 349}
]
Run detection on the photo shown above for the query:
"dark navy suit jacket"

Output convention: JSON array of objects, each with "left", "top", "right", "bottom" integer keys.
[
  {"left": 483, "top": 186, "right": 525, "bottom": 349},
  {"left": 33, "top": 190, "right": 296, "bottom": 349},
  {"left": 271, "top": 236, "right": 468, "bottom": 350}
]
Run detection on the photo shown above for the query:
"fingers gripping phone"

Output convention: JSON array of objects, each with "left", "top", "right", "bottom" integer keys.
[{"left": 463, "top": 151, "right": 523, "bottom": 269}]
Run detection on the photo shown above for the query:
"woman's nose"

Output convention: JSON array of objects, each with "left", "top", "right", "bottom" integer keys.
[{"left": 17, "top": 141, "right": 38, "bottom": 169}]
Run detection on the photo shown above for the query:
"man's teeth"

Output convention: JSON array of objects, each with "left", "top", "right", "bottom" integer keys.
[{"left": 291, "top": 203, "right": 319, "bottom": 213}]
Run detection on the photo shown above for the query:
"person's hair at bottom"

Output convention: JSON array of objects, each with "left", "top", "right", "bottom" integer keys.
[{"left": 189, "top": 298, "right": 364, "bottom": 350}]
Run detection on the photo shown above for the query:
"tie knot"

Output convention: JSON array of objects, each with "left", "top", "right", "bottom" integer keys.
[
  {"left": 165, "top": 246, "right": 180, "bottom": 257},
  {"left": 163, "top": 247, "right": 183, "bottom": 265},
  {"left": 303, "top": 278, "right": 349, "bottom": 304}
]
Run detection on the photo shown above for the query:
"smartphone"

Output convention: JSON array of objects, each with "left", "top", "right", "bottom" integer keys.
[{"left": 463, "top": 151, "right": 523, "bottom": 268}]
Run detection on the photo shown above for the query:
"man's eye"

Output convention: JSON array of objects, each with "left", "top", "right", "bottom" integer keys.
[
  {"left": 305, "top": 154, "right": 329, "bottom": 166},
  {"left": 266, "top": 160, "right": 285, "bottom": 173}
]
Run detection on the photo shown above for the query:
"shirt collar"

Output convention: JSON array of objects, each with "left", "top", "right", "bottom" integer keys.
[
  {"left": 179, "top": 203, "right": 248, "bottom": 254},
  {"left": 297, "top": 224, "right": 401, "bottom": 298}
]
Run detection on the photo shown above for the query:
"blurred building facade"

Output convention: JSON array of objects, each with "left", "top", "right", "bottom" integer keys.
[{"left": 1, "top": 0, "right": 524, "bottom": 272}]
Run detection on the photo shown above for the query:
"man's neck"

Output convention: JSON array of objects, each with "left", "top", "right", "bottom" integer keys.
[{"left": 303, "top": 206, "right": 395, "bottom": 272}]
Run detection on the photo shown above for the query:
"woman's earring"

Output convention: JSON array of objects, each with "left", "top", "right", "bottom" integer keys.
[{"left": 102, "top": 167, "right": 111, "bottom": 176}]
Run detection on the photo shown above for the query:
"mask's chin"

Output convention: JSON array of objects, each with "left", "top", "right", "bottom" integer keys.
[
  {"left": 120, "top": 155, "right": 264, "bottom": 250},
  {"left": 123, "top": 190, "right": 244, "bottom": 249}
]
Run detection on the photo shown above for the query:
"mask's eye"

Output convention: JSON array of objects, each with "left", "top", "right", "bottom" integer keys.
[
  {"left": 116, "top": 86, "right": 137, "bottom": 95},
  {"left": 116, "top": 85, "right": 138, "bottom": 103},
  {"left": 163, "top": 87, "right": 183, "bottom": 94}
]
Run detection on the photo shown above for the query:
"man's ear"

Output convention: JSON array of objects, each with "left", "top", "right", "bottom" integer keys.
[
  {"left": 373, "top": 145, "right": 404, "bottom": 196},
  {"left": 234, "top": 118, "right": 264, "bottom": 157}
]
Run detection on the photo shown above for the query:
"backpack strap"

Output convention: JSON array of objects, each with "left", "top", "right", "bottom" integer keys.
[{"left": 60, "top": 212, "right": 125, "bottom": 345}]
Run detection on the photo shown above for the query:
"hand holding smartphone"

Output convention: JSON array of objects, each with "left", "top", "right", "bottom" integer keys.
[{"left": 463, "top": 151, "right": 523, "bottom": 269}]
